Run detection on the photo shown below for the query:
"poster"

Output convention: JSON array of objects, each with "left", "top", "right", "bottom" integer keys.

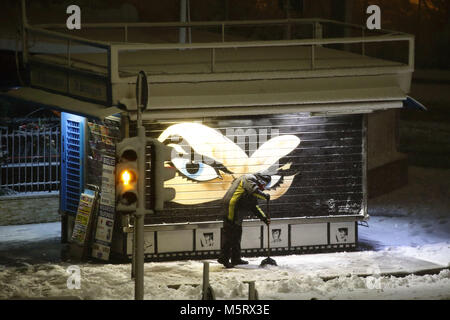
[
  {"left": 87, "top": 119, "right": 119, "bottom": 261},
  {"left": 94, "top": 217, "right": 114, "bottom": 242},
  {"left": 330, "top": 222, "right": 356, "bottom": 244},
  {"left": 71, "top": 190, "right": 96, "bottom": 246},
  {"left": 196, "top": 228, "right": 220, "bottom": 251},
  {"left": 265, "top": 224, "right": 288, "bottom": 248},
  {"left": 91, "top": 155, "right": 116, "bottom": 261}
]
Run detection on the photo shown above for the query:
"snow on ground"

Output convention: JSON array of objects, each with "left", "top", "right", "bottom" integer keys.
[
  {"left": 0, "top": 246, "right": 449, "bottom": 300},
  {"left": 361, "top": 166, "right": 450, "bottom": 250},
  {"left": 0, "top": 166, "right": 449, "bottom": 300},
  {"left": 0, "top": 222, "right": 60, "bottom": 248}
]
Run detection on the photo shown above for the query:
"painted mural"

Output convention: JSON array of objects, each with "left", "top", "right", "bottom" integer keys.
[
  {"left": 143, "top": 113, "right": 365, "bottom": 223},
  {"left": 157, "top": 122, "right": 300, "bottom": 205}
]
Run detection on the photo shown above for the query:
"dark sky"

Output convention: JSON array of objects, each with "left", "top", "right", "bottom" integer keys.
[{"left": 0, "top": 0, "right": 448, "bottom": 89}]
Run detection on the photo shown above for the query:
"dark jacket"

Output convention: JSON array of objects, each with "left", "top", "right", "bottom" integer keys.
[{"left": 222, "top": 174, "right": 269, "bottom": 226}]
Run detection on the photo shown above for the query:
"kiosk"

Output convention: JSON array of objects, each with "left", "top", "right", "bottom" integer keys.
[{"left": 2, "top": 11, "right": 420, "bottom": 261}]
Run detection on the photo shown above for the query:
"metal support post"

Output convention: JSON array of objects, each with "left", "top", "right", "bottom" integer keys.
[
  {"left": 362, "top": 28, "right": 366, "bottom": 56},
  {"left": 244, "top": 281, "right": 259, "bottom": 300},
  {"left": 134, "top": 209, "right": 144, "bottom": 300},
  {"left": 131, "top": 219, "right": 135, "bottom": 278},
  {"left": 202, "top": 261, "right": 209, "bottom": 298},
  {"left": 179, "top": 0, "right": 187, "bottom": 44},
  {"left": 202, "top": 262, "right": 215, "bottom": 300},
  {"left": 211, "top": 48, "right": 215, "bottom": 73},
  {"left": 21, "top": 0, "right": 28, "bottom": 66},
  {"left": 133, "top": 70, "right": 148, "bottom": 300},
  {"left": 133, "top": 109, "right": 147, "bottom": 300}
]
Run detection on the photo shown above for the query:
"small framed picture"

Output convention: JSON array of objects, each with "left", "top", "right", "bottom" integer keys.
[
  {"left": 196, "top": 228, "right": 220, "bottom": 251},
  {"left": 330, "top": 222, "right": 355, "bottom": 244}
]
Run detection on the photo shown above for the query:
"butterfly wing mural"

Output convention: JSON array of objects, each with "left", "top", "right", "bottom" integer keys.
[{"left": 158, "top": 122, "right": 300, "bottom": 205}]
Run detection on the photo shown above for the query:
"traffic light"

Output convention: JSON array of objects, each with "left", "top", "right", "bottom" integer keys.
[
  {"left": 149, "top": 138, "right": 176, "bottom": 211},
  {"left": 116, "top": 136, "right": 176, "bottom": 213},
  {"left": 116, "top": 137, "right": 143, "bottom": 213}
]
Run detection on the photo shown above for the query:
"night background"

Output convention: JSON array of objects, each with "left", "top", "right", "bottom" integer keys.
[{"left": 0, "top": 0, "right": 449, "bottom": 303}]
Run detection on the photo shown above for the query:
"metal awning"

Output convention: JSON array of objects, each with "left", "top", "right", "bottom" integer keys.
[
  {"left": 1, "top": 75, "right": 413, "bottom": 122},
  {"left": 122, "top": 75, "right": 408, "bottom": 120},
  {"left": 403, "top": 96, "right": 427, "bottom": 111},
  {"left": 134, "top": 100, "right": 403, "bottom": 120},
  {"left": 0, "top": 87, "right": 122, "bottom": 120}
]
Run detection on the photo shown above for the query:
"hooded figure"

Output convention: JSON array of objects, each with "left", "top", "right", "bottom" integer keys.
[{"left": 218, "top": 173, "right": 271, "bottom": 268}]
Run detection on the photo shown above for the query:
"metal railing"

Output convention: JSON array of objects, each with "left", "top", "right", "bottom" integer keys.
[
  {"left": 21, "top": 18, "right": 415, "bottom": 107},
  {"left": 25, "top": 18, "right": 415, "bottom": 73},
  {"left": 0, "top": 123, "right": 60, "bottom": 194}
]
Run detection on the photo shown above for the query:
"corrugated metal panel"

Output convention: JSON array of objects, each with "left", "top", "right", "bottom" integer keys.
[{"left": 140, "top": 113, "right": 364, "bottom": 224}]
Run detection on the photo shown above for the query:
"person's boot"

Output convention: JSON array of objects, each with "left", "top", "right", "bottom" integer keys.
[
  {"left": 218, "top": 256, "right": 234, "bottom": 268},
  {"left": 231, "top": 258, "right": 249, "bottom": 265}
]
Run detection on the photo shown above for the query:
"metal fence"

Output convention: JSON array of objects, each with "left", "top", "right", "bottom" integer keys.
[{"left": 0, "top": 121, "right": 60, "bottom": 194}]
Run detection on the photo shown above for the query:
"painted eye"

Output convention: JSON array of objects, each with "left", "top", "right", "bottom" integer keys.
[
  {"left": 171, "top": 157, "right": 219, "bottom": 182},
  {"left": 265, "top": 175, "right": 282, "bottom": 189}
]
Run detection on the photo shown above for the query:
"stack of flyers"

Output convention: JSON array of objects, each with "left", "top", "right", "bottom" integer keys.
[
  {"left": 92, "top": 242, "right": 111, "bottom": 260},
  {"left": 71, "top": 192, "right": 95, "bottom": 246},
  {"left": 86, "top": 120, "right": 119, "bottom": 261},
  {"left": 91, "top": 214, "right": 114, "bottom": 260},
  {"left": 92, "top": 155, "right": 116, "bottom": 261},
  {"left": 88, "top": 122, "right": 116, "bottom": 154},
  {"left": 100, "top": 157, "right": 115, "bottom": 207}
]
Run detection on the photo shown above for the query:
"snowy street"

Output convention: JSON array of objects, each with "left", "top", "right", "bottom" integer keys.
[
  {"left": 1, "top": 0, "right": 449, "bottom": 306},
  {"left": 0, "top": 243, "right": 449, "bottom": 300},
  {"left": 0, "top": 166, "right": 449, "bottom": 300}
]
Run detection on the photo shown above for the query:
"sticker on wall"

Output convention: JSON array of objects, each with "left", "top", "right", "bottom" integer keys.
[
  {"left": 338, "top": 196, "right": 363, "bottom": 215},
  {"left": 196, "top": 228, "right": 220, "bottom": 251},
  {"left": 126, "top": 231, "right": 155, "bottom": 255},
  {"left": 158, "top": 122, "right": 300, "bottom": 205},
  {"left": 330, "top": 222, "right": 355, "bottom": 244}
]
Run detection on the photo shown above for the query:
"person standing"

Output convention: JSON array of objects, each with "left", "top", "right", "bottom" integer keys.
[{"left": 218, "top": 173, "right": 271, "bottom": 268}]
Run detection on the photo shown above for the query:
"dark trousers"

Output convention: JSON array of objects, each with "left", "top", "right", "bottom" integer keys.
[{"left": 220, "top": 219, "right": 243, "bottom": 262}]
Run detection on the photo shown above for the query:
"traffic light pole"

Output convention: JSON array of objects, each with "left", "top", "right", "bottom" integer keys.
[
  {"left": 128, "top": 70, "right": 173, "bottom": 300},
  {"left": 134, "top": 73, "right": 147, "bottom": 301},
  {"left": 117, "top": 71, "right": 173, "bottom": 300},
  {"left": 134, "top": 128, "right": 145, "bottom": 300}
]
